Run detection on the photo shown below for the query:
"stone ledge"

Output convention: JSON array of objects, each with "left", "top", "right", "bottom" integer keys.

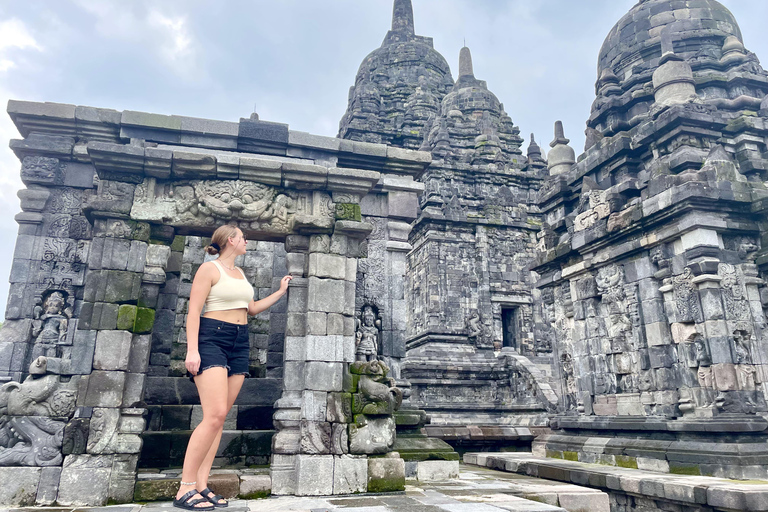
[{"left": 464, "top": 452, "right": 768, "bottom": 511}]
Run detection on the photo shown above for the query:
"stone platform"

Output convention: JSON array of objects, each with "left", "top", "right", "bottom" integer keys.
[
  {"left": 464, "top": 452, "right": 768, "bottom": 511},
  {"left": 16, "top": 466, "right": 609, "bottom": 512}
]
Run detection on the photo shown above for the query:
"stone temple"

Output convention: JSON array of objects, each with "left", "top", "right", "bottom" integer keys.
[{"left": 3, "top": 0, "right": 768, "bottom": 509}]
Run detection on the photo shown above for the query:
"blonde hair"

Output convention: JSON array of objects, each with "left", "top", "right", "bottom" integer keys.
[{"left": 205, "top": 225, "right": 241, "bottom": 255}]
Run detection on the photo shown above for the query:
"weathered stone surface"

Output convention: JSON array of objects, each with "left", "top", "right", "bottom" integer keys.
[
  {"left": 295, "top": 454, "right": 334, "bottom": 496},
  {"left": 349, "top": 416, "right": 396, "bottom": 455},
  {"left": 416, "top": 460, "right": 460, "bottom": 481},
  {"left": 367, "top": 455, "right": 405, "bottom": 492},
  {"left": 35, "top": 466, "right": 61, "bottom": 506},
  {"left": 57, "top": 454, "right": 112, "bottom": 506},
  {"left": 333, "top": 455, "right": 367, "bottom": 494},
  {"left": 239, "top": 474, "right": 271, "bottom": 498},
  {"left": 0, "top": 467, "right": 40, "bottom": 506},
  {"left": 93, "top": 330, "right": 132, "bottom": 370}
]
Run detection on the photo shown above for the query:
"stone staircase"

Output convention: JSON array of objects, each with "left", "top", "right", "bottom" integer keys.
[
  {"left": 464, "top": 452, "right": 768, "bottom": 512},
  {"left": 139, "top": 377, "right": 281, "bottom": 469}
]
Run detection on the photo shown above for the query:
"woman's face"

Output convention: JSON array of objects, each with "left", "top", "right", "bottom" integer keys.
[{"left": 228, "top": 230, "right": 248, "bottom": 256}]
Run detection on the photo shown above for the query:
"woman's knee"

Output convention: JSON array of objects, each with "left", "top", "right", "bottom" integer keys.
[{"left": 202, "top": 408, "right": 228, "bottom": 428}]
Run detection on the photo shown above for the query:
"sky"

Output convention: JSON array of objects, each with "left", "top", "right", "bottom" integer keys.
[{"left": 0, "top": 0, "right": 767, "bottom": 319}]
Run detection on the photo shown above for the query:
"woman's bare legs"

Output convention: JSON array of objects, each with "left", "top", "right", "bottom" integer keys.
[
  {"left": 175, "top": 368, "right": 230, "bottom": 506},
  {"left": 197, "top": 374, "right": 245, "bottom": 504}
]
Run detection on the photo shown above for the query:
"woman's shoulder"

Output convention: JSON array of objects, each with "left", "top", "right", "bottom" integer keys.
[{"left": 196, "top": 261, "right": 220, "bottom": 277}]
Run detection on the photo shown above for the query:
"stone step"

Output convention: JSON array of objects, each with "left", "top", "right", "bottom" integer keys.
[
  {"left": 143, "top": 377, "right": 282, "bottom": 406},
  {"left": 139, "top": 430, "right": 273, "bottom": 469},
  {"left": 464, "top": 451, "right": 768, "bottom": 512},
  {"left": 145, "top": 404, "right": 274, "bottom": 432},
  {"left": 134, "top": 469, "right": 270, "bottom": 502}
]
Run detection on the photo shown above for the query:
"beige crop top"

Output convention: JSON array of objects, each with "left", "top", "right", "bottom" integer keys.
[{"left": 204, "top": 260, "right": 255, "bottom": 312}]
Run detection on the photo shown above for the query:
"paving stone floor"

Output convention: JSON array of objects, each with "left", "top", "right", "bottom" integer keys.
[{"left": 5, "top": 466, "right": 607, "bottom": 512}]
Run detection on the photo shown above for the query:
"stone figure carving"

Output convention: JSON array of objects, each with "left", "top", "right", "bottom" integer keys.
[
  {"left": 596, "top": 265, "right": 633, "bottom": 353},
  {"left": 355, "top": 360, "right": 403, "bottom": 416},
  {"left": 0, "top": 357, "right": 75, "bottom": 467},
  {"left": 673, "top": 267, "right": 702, "bottom": 323},
  {"left": 688, "top": 333, "right": 715, "bottom": 407},
  {"left": 0, "top": 357, "right": 76, "bottom": 418},
  {"left": 132, "top": 179, "right": 300, "bottom": 232},
  {"left": 195, "top": 181, "right": 295, "bottom": 224},
  {"left": 355, "top": 305, "right": 382, "bottom": 362},
  {"left": 348, "top": 360, "right": 402, "bottom": 455},
  {"left": 0, "top": 416, "right": 65, "bottom": 466},
  {"left": 31, "top": 291, "right": 72, "bottom": 359},
  {"left": 466, "top": 311, "right": 484, "bottom": 344},
  {"left": 720, "top": 264, "right": 749, "bottom": 321},
  {"left": 560, "top": 353, "right": 578, "bottom": 410},
  {"left": 733, "top": 329, "right": 752, "bottom": 364}
]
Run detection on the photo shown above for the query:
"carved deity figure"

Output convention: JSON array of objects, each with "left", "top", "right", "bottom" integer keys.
[
  {"left": 355, "top": 305, "right": 381, "bottom": 362},
  {"left": 691, "top": 333, "right": 715, "bottom": 407},
  {"left": 466, "top": 311, "right": 484, "bottom": 343},
  {"left": 733, "top": 329, "right": 752, "bottom": 364},
  {"left": 560, "top": 353, "right": 578, "bottom": 410},
  {"left": 31, "top": 291, "right": 71, "bottom": 359}
]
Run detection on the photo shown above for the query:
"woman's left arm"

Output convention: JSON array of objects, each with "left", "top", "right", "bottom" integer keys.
[{"left": 248, "top": 275, "right": 293, "bottom": 316}]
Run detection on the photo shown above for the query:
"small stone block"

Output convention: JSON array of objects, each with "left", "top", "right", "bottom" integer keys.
[{"left": 367, "top": 456, "right": 405, "bottom": 492}]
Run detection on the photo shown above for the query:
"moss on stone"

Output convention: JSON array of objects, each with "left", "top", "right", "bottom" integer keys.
[
  {"left": 170, "top": 235, "right": 186, "bottom": 252},
  {"left": 546, "top": 450, "right": 564, "bottom": 460},
  {"left": 335, "top": 203, "right": 362, "bottom": 222},
  {"left": 396, "top": 450, "right": 459, "bottom": 462},
  {"left": 133, "top": 479, "right": 179, "bottom": 502},
  {"left": 670, "top": 463, "right": 701, "bottom": 476},
  {"left": 367, "top": 473, "right": 405, "bottom": 493},
  {"left": 563, "top": 451, "right": 579, "bottom": 462},
  {"left": 134, "top": 307, "right": 156, "bottom": 333},
  {"left": 117, "top": 305, "right": 138, "bottom": 331},
  {"left": 239, "top": 490, "right": 270, "bottom": 500},
  {"left": 343, "top": 374, "right": 360, "bottom": 393},
  {"left": 616, "top": 455, "right": 638, "bottom": 469},
  {"left": 132, "top": 222, "right": 152, "bottom": 242}
]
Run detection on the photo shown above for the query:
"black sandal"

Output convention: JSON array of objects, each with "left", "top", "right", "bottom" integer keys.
[
  {"left": 173, "top": 489, "right": 215, "bottom": 511},
  {"left": 200, "top": 487, "right": 228, "bottom": 508}
]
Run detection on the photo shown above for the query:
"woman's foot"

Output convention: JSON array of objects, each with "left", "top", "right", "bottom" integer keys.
[
  {"left": 200, "top": 487, "right": 228, "bottom": 507},
  {"left": 174, "top": 486, "right": 213, "bottom": 510}
]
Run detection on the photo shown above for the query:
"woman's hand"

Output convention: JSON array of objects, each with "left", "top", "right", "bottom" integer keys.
[
  {"left": 186, "top": 350, "right": 201, "bottom": 376},
  {"left": 279, "top": 275, "right": 293, "bottom": 295}
]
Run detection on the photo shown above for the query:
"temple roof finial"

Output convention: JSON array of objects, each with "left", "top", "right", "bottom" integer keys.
[
  {"left": 392, "top": 0, "right": 415, "bottom": 35},
  {"left": 551, "top": 121, "right": 570, "bottom": 147},
  {"left": 459, "top": 46, "right": 474, "bottom": 78}
]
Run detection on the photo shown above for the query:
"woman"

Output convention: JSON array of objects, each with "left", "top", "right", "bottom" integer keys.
[{"left": 173, "top": 225, "right": 292, "bottom": 510}]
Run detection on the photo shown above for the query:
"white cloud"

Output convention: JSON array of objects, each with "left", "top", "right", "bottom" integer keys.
[
  {"left": 0, "top": 18, "right": 42, "bottom": 75},
  {"left": 0, "top": 18, "right": 42, "bottom": 52},
  {"left": 72, "top": 0, "right": 200, "bottom": 79},
  {"left": 148, "top": 10, "right": 191, "bottom": 60}
]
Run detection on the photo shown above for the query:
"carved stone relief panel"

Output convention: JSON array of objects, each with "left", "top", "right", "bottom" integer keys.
[
  {"left": 131, "top": 179, "right": 311, "bottom": 234},
  {"left": 673, "top": 268, "right": 702, "bottom": 323}
]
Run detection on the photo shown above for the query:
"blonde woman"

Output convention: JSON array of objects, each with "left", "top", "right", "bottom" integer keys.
[{"left": 173, "top": 225, "right": 291, "bottom": 510}]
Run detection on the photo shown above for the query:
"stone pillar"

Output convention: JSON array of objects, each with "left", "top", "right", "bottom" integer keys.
[
  {"left": 53, "top": 205, "right": 167, "bottom": 506},
  {"left": 271, "top": 222, "right": 372, "bottom": 496}
]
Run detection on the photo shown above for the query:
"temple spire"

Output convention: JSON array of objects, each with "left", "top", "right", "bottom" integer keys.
[
  {"left": 459, "top": 46, "right": 474, "bottom": 78},
  {"left": 392, "top": 0, "right": 415, "bottom": 35}
]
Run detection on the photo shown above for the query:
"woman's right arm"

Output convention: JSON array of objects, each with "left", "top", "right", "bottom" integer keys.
[{"left": 185, "top": 262, "right": 214, "bottom": 376}]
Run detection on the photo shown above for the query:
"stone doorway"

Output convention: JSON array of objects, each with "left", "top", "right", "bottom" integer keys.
[{"left": 138, "top": 235, "right": 287, "bottom": 472}]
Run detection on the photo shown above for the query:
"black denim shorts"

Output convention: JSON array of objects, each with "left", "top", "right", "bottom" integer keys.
[{"left": 189, "top": 317, "right": 250, "bottom": 381}]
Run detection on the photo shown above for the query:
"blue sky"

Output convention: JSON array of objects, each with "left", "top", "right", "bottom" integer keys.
[{"left": 0, "top": 0, "right": 767, "bottom": 319}]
